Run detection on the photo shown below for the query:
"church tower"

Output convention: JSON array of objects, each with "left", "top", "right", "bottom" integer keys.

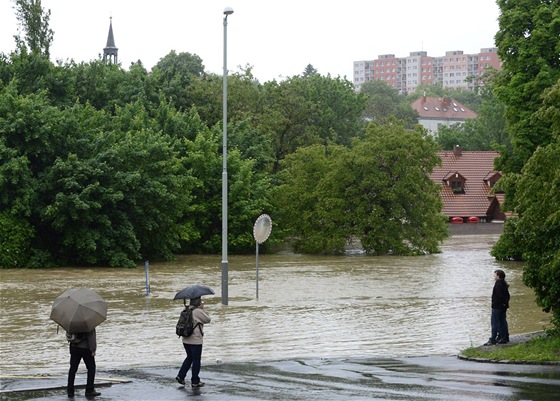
[{"left": 103, "top": 17, "right": 118, "bottom": 64}]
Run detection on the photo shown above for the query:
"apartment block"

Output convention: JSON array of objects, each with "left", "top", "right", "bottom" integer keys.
[{"left": 353, "top": 48, "right": 501, "bottom": 93}]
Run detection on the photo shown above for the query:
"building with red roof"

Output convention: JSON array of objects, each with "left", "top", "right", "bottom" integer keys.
[
  {"left": 412, "top": 96, "right": 477, "bottom": 133},
  {"left": 430, "top": 145, "right": 506, "bottom": 223}
]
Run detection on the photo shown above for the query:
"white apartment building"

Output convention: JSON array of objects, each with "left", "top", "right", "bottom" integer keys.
[{"left": 354, "top": 48, "right": 501, "bottom": 93}]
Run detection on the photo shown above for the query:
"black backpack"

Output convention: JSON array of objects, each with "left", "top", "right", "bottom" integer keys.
[{"left": 176, "top": 307, "right": 201, "bottom": 337}]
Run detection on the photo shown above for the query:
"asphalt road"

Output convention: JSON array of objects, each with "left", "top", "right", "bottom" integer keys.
[{"left": 2, "top": 356, "right": 559, "bottom": 401}]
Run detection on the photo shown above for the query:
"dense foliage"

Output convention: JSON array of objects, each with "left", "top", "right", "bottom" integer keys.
[
  {"left": 434, "top": 74, "right": 510, "bottom": 151},
  {"left": 491, "top": 0, "right": 560, "bottom": 330},
  {"left": 360, "top": 80, "right": 419, "bottom": 129},
  {"left": 1, "top": 0, "right": 460, "bottom": 268},
  {"left": 275, "top": 120, "right": 448, "bottom": 255}
]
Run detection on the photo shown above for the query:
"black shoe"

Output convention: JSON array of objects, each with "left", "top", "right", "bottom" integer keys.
[
  {"left": 191, "top": 381, "right": 205, "bottom": 388},
  {"left": 497, "top": 339, "right": 509, "bottom": 344},
  {"left": 85, "top": 390, "right": 101, "bottom": 397},
  {"left": 175, "top": 376, "right": 185, "bottom": 385},
  {"left": 67, "top": 394, "right": 74, "bottom": 399},
  {"left": 483, "top": 341, "right": 496, "bottom": 346}
]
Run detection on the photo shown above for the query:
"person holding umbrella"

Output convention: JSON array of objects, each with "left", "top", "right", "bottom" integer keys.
[
  {"left": 50, "top": 288, "right": 106, "bottom": 398},
  {"left": 173, "top": 285, "right": 213, "bottom": 388}
]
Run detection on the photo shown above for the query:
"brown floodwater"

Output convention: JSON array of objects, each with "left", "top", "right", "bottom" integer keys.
[{"left": 0, "top": 234, "right": 551, "bottom": 375}]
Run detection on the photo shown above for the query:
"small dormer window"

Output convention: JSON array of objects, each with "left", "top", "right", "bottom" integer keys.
[
  {"left": 451, "top": 180, "right": 465, "bottom": 194},
  {"left": 484, "top": 172, "right": 503, "bottom": 191},
  {"left": 444, "top": 172, "right": 466, "bottom": 194}
]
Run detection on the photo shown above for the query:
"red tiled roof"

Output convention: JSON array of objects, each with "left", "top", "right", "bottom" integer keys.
[
  {"left": 412, "top": 97, "right": 477, "bottom": 120},
  {"left": 430, "top": 147, "right": 501, "bottom": 218}
]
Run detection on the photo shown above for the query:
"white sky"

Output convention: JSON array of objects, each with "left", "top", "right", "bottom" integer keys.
[{"left": 1, "top": 0, "right": 501, "bottom": 83}]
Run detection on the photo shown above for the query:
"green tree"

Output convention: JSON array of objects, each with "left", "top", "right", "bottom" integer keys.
[
  {"left": 150, "top": 50, "right": 205, "bottom": 111},
  {"left": 13, "top": 0, "right": 54, "bottom": 58},
  {"left": 188, "top": 67, "right": 263, "bottom": 127},
  {"left": 492, "top": 139, "right": 560, "bottom": 328},
  {"left": 302, "top": 64, "right": 318, "bottom": 77},
  {"left": 492, "top": 0, "right": 560, "bottom": 330},
  {"left": 348, "top": 122, "right": 447, "bottom": 255},
  {"left": 259, "top": 74, "right": 365, "bottom": 172},
  {"left": 274, "top": 144, "right": 349, "bottom": 253},
  {"left": 275, "top": 120, "right": 447, "bottom": 254},
  {"left": 361, "top": 80, "right": 419, "bottom": 128},
  {"left": 38, "top": 101, "right": 197, "bottom": 266},
  {"left": 435, "top": 80, "right": 509, "bottom": 151},
  {"left": 494, "top": 0, "right": 560, "bottom": 174}
]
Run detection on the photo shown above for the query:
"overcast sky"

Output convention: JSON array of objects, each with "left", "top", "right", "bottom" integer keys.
[{"left": 1, "top": 0, "right": 501, "bottom": 83}]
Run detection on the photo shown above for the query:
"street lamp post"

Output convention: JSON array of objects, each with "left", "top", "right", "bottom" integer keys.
[{"left": 222, "top": 7, "right": 233, "bottom": 305}]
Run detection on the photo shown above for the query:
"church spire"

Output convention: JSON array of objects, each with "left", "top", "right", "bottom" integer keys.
[{"left": 103, "top": 17, "right": 118, "bottom": 64}]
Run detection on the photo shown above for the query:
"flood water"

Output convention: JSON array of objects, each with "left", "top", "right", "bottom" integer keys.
[{"left": 0, "top": 234, "right": 551, "bottom": 376}]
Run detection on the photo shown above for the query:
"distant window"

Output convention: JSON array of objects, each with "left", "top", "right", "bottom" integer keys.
[
  {"left": 435, "top": 107, "right": 440, "bottom": 111},
  {"left": 451, "top": 180, "right": 465, "bottom": 194},
  {"left": 423, "top": 106, "right": 429, "bottom": 111}
]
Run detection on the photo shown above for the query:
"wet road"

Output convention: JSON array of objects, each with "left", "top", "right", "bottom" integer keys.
[{"left": 2, "top": 356, "right": 560, "bottom": 401}]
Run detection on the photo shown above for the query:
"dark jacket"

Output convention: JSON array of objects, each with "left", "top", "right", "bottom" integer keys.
[
  {"left": 68, "top": 329, "right": 97, "bottom": 353},
  {"left": 491, "top": 279, "right": 510, "bottom": 310}
]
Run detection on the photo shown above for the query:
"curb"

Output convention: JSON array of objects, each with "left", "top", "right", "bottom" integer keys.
[{"left": 457, "top": 354, "right": 560, "bottom": 365}]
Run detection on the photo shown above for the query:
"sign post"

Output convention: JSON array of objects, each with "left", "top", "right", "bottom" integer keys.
[{"left": 253, "top": 214, "right": 272, "bottom": 299}]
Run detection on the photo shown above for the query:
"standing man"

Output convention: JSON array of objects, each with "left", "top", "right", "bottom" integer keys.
[
  {"left": 485, "top": 269, "right": 510, "bottom": 345},
  {"left": 175, "top": 297, "right": 211, "bottom": 388},
  {"left": 66, "top": 329, "right": 100, "bottom": 398}
]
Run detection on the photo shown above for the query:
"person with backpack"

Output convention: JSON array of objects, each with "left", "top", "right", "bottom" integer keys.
[
  {"left": 66, "top": 329, "right": 101, "bottom": 398},
  {"left": 175, "top": 297, "right": 211, "bottom": 387}
]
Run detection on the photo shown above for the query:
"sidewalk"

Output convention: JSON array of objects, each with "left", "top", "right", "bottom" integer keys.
[{"left": 2, "top": 354, "right": 560, "bottom": 401}]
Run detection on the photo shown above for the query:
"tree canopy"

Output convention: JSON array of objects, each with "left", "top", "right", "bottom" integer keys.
[
  {"left": 491, "top": 0, "right": 560, "bottom": 330},
  {"left": 435, "top": 74, "right": 509, "bottom": 151},
  {"left": 360, "top": 80, "right": 419, "bottom": 129},
  {"left": 274, "top": 120, "right": 447, "bottom": 255},
  {"left": 2, "top": 1, "right": 452, "bottom": 268}
]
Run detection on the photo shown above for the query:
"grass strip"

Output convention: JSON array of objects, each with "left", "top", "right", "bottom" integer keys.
[{"left": 461, "top": 334, "right": 560, "bottom": 362}]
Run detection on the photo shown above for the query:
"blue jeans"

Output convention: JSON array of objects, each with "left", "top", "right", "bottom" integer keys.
[
  {"left": 490, "top": 308, "right": 509, "bottom": 342},
  {"left": 67, "top": 345, "right": 96, "bottom": 395},
  {"left": 178, "top": 343, "right": 203, "bottom": 384}
]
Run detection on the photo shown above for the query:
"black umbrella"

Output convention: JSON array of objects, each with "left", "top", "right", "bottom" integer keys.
[
  {"left": 50, "top": 288, "right": 107, "bottom": 333},
  {"left": 173, "top": 284, "right": 215, "bottom": 301}
]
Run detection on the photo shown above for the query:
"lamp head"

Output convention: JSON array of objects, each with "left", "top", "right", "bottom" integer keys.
[{"left": 223, "top": 7, "right": 234, "bottom": 16}]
